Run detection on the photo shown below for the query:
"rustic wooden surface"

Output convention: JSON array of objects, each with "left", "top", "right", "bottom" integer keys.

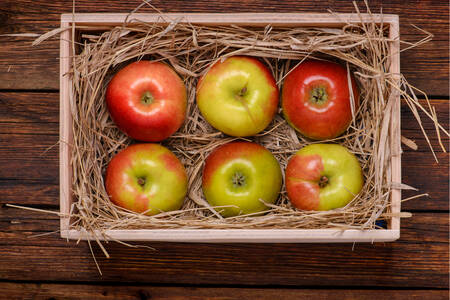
[{"left": 0, "top": 0, "right": 448, "bottom": 299}]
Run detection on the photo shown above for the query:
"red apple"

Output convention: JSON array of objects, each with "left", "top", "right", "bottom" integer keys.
[
  {"left": 202, "top": 141, "right": 282, "bottom": 217},
  {"left": 106, "top": 61, "right": 187, "bottom": 142},
  {"left": 282, "top": 60, "right": 359, "bottom": 140},
  {"left": 105, "top": 143, "right": 188, "bottom": 215},
  {"left": 196, "top": 56, "right": 279, "bottom": 137},
  {"left": 285, "top": 143, "right": 363, "bottom": 211}
]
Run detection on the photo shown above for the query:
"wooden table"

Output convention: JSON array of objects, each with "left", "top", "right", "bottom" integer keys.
[{"left": 0, "top": 1, "right": 448, "bottom": 299}]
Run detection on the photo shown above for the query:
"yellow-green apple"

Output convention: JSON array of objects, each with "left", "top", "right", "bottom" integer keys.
[
  {"left": 106, "top": 60, "right": 187, "bottom": 142},
  {"left": 196, "top": 56, "right": 279, "bottom": 137},
  {"left": 202, "top": 141, "right": 282, "bottom": 217},
  {"left": 105, "top": 143, "right": 188, "bottom": 215},
  {"left": 282, "top": 60, "right": 359, "bottom": 140},
  {"left": 286, "top": 143, "right": 363, "bottom": 211}
]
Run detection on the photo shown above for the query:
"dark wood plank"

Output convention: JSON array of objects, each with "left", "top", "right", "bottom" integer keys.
[
  {"left": 0, "top": 92, "right": 58, "bottom": 123},
  {"left": 402, "top": 152, "right": 449, "bottom": 211},
  {"left": 0, "top": 38, "right": 58, "bottom": 90},
  {"left": 0, "top": 134, "right": 58, "bottom": 180},
  {"left": 0, "top": 93, "right": 59, "bottom": 183},
  {"left": 0, "top": 0, "right": 448, "bottom": 95},
  {"left": 1, "top": 282, "right": 448, "bottom": 300},
  {"left": 401, "top": 99, "right": 449, "bottom": 152},
  {"left": 0, "top": 205, "right": 59, "bottom": 233},
  {"left": 0, "top": 92, "right": 58, "bottom": 134},
  {"left": 0, "top": 122, "right": 57, "bottom": 135},
  {"left": 0, "top": 206, "right": 448, "bottom": 288},
  {"left": 0, "top": 180, "right": 58, "bottom": 206}
]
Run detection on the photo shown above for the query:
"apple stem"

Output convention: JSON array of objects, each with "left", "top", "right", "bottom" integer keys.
[
  {"left": 239, "top": 86, "right": 247, "bottom": 96},
  {"left": 234, "top": 86, "right": 258, "bottom": 127},
  {"left": 141, "top": 91, "right": 154, "bottom": 105},
  {"left": 310, "top": 86, "right": 328, "bottom": 105},
  {"left": 318, "top": 176, "right": 328, "bottom": 188}
]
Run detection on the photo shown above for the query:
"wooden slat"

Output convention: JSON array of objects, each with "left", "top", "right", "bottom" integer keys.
[
  {"left": 0, "top": 92, "right": 58, "bottom": 123},
  {"left": 0, "top": 206, "right": 59, "bottom": 233},
  {"left": 401, "top": 99, "right": 449, "bottom": 152},
  {"left": 62, "top": 12, "right": 401, "bottom": 25},
  {"left": 0, "top": 122, "right": 57, "bottom": 135},
  {"left": 0, "top": 134, "right": 58, "bottom": 180},
  {"left": 0, "top": 0, "right": 448, "bottom": 95},
  {"left": 0, "top": 207, "right": 447, "bottom": 288},
  {"left": 59, "top": 19, "right": 72, "bottom": 234},
  {"left": 0, "top": 180, "right": 58, "bottom": 206},
  {"left": 402, "top": 152, "right": 449, "bottom": 211},
  {"left": 0, "top": 282, "right": 448, "bottom": 300},
  {"left": 0, "top": 92, "right": 58, "bottom": 134}
]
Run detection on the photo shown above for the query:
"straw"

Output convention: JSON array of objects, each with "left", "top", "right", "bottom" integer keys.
[{"left": 37, "top": 3, "right": 446, "bottom": 242}]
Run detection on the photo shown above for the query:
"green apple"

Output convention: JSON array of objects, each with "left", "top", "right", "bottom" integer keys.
[
  {"left": 285, "top": 143, "right": 363, "bottom": 211},
  {"left": 196, "top": 56, "right": 279, "bottom": 137},
  {"left": 105, "top": 143, "right": 188, "bottom": 215},
  {"left": 202, "top": 141, "right": 282, "bottom": 217}
]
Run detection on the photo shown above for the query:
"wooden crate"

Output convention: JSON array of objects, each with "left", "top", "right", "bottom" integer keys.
[{"left": 59, "top": 13, "right": 401, "bottom": 242}]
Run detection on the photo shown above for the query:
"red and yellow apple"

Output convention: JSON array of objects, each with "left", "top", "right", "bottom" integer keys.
[
  {"left": 106, "top": 60, "right": 187, "bottom": 142},
  {"left": 282, "top": 60, "right": 359, "bottom": 140},
  {"left": 196, "top": 56, "right": 279, "bottom": 137},
  {"left": 202, "top": 141, "right": 282, "bottom": 217},
  {"left": 105, "top": 143, "right": 188, "bottom": 215},
  {"left": 285, "top": 143, "right": 363, "bottom": 211}
]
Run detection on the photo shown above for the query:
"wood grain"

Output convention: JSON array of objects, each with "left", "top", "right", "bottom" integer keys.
[
  {"left": 0, "top": 0, "right": 448, "bottom": 95},
  {"left": 0, "top": 207, "right": 447, "bottom": 288},
  {"left": 0, "top": 180, "right": 58, "bottom": 206},
  {"left": 0, "top": 92, "right": 58, "bottom": 134},
  {"left": 1, "top": 282, "right": 448, "bottom": 300},
  {"left": 401, "top": 152, "right": 448, "bottom": 211},
  {"left": 401, "top": 99, "right": 449, "bottom": 152},
  {"left": 0, "top": 134, "right": 58, "bottom": 180},
  {"left": 0, "top": 92, "right": 58, "bottom": 124},
  {"left": 0, "top": 0, "right": 448, "bottom": 296}
]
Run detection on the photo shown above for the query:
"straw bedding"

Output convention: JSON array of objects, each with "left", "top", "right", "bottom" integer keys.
[{"left": 63, "top": 5, "right": 442, "bottom": 238}]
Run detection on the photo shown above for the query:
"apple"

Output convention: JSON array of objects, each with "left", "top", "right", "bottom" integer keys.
[
  {"left": 106, "top": 60, "right": 187, "bottom": 142},
  {"left": 105, "top": 143, "right": 188, "bottom": 215},
  {"left": 285, "top": 143, "right": 363, "bottom": 211},
  {"left": 196, "top": 56, "right": 279, "bottom": 137},
  {"left": 281, "top": 60, "right": 359, "bottom": 140},
  {"left": 202, "top": 141, "right": 282, "bottom": 217}
]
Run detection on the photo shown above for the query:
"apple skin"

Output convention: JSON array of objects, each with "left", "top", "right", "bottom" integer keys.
[
  {"left": 282, "top": 60, "right": 359, "bottom": 140},
  {"left": 106, "top": 61, "right": 187, "bottom": 142},
  {"left": 202, "top": 141, "right": 282, "bottom": 217},
  {"left": 105, "top": 143, "right": 188, "bottom": 215},
  {"left": 196, "top": 56, "right": 279, "bottom": 137},
  {"left": 285, "top": 143, "right": 363, "bottom": 211}
]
